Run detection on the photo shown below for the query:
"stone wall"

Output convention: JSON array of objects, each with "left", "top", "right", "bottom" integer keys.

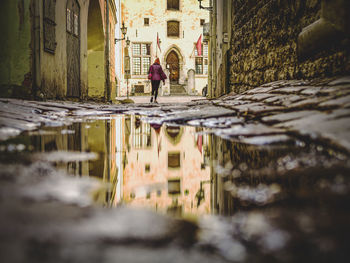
[
  {"left": 0, "top": 0, "right": 32, "bottom": 99},
  {"left": 229, "top": 0, "right": 350, "bottom": 93}
]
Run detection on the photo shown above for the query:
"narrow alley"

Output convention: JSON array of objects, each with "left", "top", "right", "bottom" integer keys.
[{"left": 1, "top": 0, "right": 350, "bottom": 262}]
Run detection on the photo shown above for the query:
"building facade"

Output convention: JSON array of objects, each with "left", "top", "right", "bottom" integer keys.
[
  {"left": 118, "top": 115, "right": 211, "bottom": 216},
  {"left": 0, "top": 0, "right": 117, "bottom": 101},
  {"left": 119, "top": 0, "right": 210, "bottom": 96}
]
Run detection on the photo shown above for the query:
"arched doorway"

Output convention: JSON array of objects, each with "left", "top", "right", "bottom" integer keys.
[
  {"left": 87, "top": 0, "right": 105, "bottom": 99},
  {"left": 166, "top": 51, "right": 179, "bottom": 83},
  {"left": 66, "top": 0, "right": 81, "bottom": 97}
]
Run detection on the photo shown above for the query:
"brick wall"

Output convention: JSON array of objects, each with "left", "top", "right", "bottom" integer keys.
[{"left": 229, "top": 0, "right": 350, "bottom": 93}]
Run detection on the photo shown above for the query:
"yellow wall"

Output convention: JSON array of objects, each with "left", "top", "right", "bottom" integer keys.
[
  {"left": 0, "top": 0, "right": 32, "bottom": 98},
  {"left": 88, "top": 50, "right": 106, "bottom": 98}
]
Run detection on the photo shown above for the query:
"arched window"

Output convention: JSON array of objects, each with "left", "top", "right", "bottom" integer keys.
[
  {"left": 167, "top": 0, "right": 179, "bottom": 10},
  {"left": 167, "top": 21, "right": 180, "bottom": 37}
]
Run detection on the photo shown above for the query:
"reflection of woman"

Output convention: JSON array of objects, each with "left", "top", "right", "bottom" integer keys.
[{"left": 148, "top": 58, "right": 167, "bottom": 103}]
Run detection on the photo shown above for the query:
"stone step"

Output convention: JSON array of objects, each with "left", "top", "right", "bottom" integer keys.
[{"left": 170, "top": 85, "right": 187, "bottom": 95}]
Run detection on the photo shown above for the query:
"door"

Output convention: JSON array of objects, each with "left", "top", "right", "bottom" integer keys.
[
  {"left": 166, "top": 51, "right": 179, "bottom": 83},
  {"left": 66, "top": 0, "right": 80, "bottom": 97}
]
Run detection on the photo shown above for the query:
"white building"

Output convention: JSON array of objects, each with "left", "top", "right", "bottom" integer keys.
[{"left": 119, "top": 0, "right": 210, "bottom": 97}]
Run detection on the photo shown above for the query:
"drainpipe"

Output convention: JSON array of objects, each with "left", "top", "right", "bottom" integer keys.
[
  {"left": 212, "top": 0, "right": 217, "bottom": 98},
  {"left": 298, "top": 0, "right": 350, "bottom": 59},
  {"left": 32, "top": 0, "right": 41, "bottom": 98},
  {"left": 105, "top": 0, "right": 111, "bottom": 101}
]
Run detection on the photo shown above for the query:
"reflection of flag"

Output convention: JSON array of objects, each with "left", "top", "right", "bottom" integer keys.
[
  {"left": 196, "top": 34, "right": 202, "bottom": 56},
  {"left": 158, "top": 138, "right": 161, "bottom": 157},
  {"left": 197, "top": 135, "right": 203, "bottom": 154},
  {"left": 157, "top": 32, "right": 161, "bottom": 52}
]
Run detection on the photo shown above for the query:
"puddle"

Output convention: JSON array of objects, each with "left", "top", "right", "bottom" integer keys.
[
  {"left": 1, "top": 112, "right": 350, "bottom": 261},
  {"left": 0, "top": 115, "right": 211, "bottom": 217},
  {"left": 0, "top": 113, "right": 349, "bottom": 220}
]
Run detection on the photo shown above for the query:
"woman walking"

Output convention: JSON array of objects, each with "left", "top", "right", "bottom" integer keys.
[{"left": 148, "top": 58, "right": 167, "bottom": 103}]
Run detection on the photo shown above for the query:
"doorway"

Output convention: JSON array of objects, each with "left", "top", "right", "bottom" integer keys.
[
  {"left": 166, "top": 51, "right": 179, "bottom": 83},
  {"left": 66, "top": 0, "right": 80, "bottom": 97}
]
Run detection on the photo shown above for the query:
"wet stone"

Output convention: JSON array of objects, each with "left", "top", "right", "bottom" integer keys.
[
  {"left": 223, "top": 102, "right": 285, "bottom": 114},
  {"left": 270, "top": 86, "right": 306, "bottom": 94},
  {"left": 245, "top": 86, "right": 275, "bottom": 94},
  {"left": 288, "top": 97, "right": 326, "bottom": 109},
  {"left": 319, "top": 85, "right": 350, "bottom": 96},
  {"left": 238, "top": 134, "right": 293, "bottom": 145},
  {"left": 249, "top": 93, "right": 274, "bottom": 102},
  {"left": 300, "top": 86, "right": 323, "bottom": 96},
  {"left": 319, "top": 95, "right": 350, "bottom": 108},
  {"left": 276, "top": 112, "right": 350, "bottom": 152},
  {"left": 262, "top": 111, "right": 319, "bottom": 124},
  {"left": 328, "top": 76, "right": 350, "bottom": 86},
  {"left": 187, "top": 116, "right": 243, "bottom": 128},
  {"left": 214, "top": 123, "right": 285, "bottom": 138}
]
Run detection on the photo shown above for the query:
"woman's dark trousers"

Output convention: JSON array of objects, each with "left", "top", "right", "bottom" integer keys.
[{"left": 151, "top": 80, "right": 161, "bottom": 100}]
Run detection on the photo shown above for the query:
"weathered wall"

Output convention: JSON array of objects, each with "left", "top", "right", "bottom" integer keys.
[
  {"left": 0, "top": 0, "right": 32, "bottom": 98},
  {"left": 88, "top": 50, "right": 105, "bottom": 98},
  {"left": 40, "top": 0, "right": 89, "bottom": 99},
  {"left": 229, "top": 0, "right": 350, "bottom": 94}
]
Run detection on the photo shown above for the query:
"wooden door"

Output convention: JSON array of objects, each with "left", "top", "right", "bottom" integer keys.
[
  {"left": 166, "top": 51, "right": 179, "bottom": 83},
  {"left": 66, "top": 0, "right": 80, "bottom": 97}
]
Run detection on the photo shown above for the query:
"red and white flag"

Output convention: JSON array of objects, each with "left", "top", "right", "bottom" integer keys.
[
  {"left": 157, "top": 32, "right": 161, "bottom": 52},
  {"left": 196, "top": 34, "right": 202, "bottom": 56}
]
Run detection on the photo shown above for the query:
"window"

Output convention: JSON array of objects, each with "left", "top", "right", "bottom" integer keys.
[
  {"left": 134, "top": 85, "right": 144, "bottom": 93},
  {"left": 167, "top": 0, "right": 179, "bottom": 10},
  {"left": 144, "top": 18, "right": 149, "bottom": 26},
  {"left": 43, "top": 0, "right": 57, "bottom": 53},
  {"left": 200, "top": 19, "right": 205, "bottom": 26},
  {"left": 66, "top": 9, "right": 72, "bottom": 32},
  {"left": 73, "top": 13, "right": 79, "bottom": 36},
  {"left": 167, "top": 21, "right": 180, "bottom": 37},
  {"left": 195, "top": 43, "right": 208, "bottom": 75},
  {"left": 132, "top": 43, "right": 151, "bottom": 75}
]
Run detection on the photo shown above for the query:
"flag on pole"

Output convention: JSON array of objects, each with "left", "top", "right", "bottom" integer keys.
[
  {"left": 196, "top": 34, "right": 202, "bottom": 56},
  {"left": 157, "top": 33, "right": 161, "bottom": 52}
]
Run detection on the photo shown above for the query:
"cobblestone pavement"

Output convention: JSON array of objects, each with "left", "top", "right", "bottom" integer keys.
[
  {"left": 116, "top": 95, "right": 203, "bottom": 104},
  {"left": 0, "top": 77, "right": 350, "bottom": 262},
  {"left": 2, "top": 76, "right": 349, "bottom": 153}
]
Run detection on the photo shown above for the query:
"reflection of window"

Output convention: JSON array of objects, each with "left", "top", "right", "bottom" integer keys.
[
  {"left": 143, "top": 124, "right": 151, "bottom": 147},
  {"left": 167, "top": 0, "right": 179, "bottom": 10},
  {"left": 168, "top": 152, "right": 180, "bottom": 168},
  {"left": 195, "top": 43, "right": 208, "bottom": 75},
  {"left": 133, "top": 121, "right": 152, "bottom": 148},
  {"left": 132, "top": 43, "right": 151, "bottom": 75},
  {"left": 167, "top": 21, "right": 180, "bottom": 37},
  {"left": 168, "top": 179, "right": 181, "bottom": 194}
]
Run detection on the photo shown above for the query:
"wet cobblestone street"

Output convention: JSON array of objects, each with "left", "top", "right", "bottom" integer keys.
[{"left": 1, "top": 78, "right": 350, "bottom": 262}]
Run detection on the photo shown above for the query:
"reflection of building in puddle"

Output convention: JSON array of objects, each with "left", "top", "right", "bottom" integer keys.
[
  {"left": 30, "top": 118, "right": 120, "bottom": 207},
  {"left": 120, "top": 115, "right": 211, "bottom": 217}
]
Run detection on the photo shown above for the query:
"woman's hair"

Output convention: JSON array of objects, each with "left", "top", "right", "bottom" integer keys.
[{"left": 154, "top": 58, "right": 160, "bottom": 64}]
